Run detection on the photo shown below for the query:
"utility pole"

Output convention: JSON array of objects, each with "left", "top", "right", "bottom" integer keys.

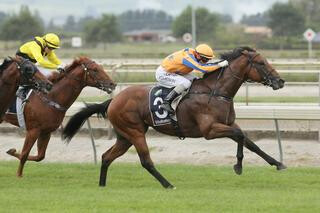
[{"left": 191, "top": 0, "right": 196, "bottom": 48}]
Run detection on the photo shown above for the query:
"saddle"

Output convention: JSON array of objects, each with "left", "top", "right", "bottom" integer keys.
[
  {"left": 6, "top": 89, "right": 33, "bottom": 129},
  {"left": 148, "top": 85, "right": 187, "bottom": 126}
]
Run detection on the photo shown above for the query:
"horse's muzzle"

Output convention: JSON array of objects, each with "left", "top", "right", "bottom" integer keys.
[
  {"left": 272, "top": 78, "right": 285, "bottom": 90},
  {"left": 102, "top": 82, "right": 117, "bottom": 94}
]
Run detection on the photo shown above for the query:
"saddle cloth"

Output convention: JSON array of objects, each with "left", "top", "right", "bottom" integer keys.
[
  {"left": 148, "top": 85, "right": 186, "bottom": 126},
  {"left": 6, "top": 89, "right": 33, "bottom": 129}
]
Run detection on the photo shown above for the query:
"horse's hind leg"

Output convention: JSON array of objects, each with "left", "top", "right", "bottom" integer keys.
[
  {"left": 99, "top": 134, "right": 132, "bottom": 187},
  {"left": 133, "top": 135, "right": 174, "bottom": 189}
]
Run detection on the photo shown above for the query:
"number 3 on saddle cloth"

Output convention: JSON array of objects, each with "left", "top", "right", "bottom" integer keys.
[
  {"left": 148, "top": 85, "right": 187, "bottom": 126},
  {"left": 6, "top": 89, "right": 33, "bottom": 129}
]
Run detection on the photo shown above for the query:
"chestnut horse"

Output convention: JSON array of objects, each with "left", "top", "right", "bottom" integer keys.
[
  {"left": 0, "top": 56, "right": 52, "bottom": 119},
  {"left": 62, "top": 47, "right": 286, "bottom": 189},
  {"left": 3, "top": 57, "right": 116, "bottom": 177}
]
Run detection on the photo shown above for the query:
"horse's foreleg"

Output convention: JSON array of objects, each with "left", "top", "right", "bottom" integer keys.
[
  {"left": 7, "top": 132, "right": 51, "bottom": 162},
  {"left": 26, "top": 132, "right": 51, "bottom": 161},
  {"left": 99, "top": 135, "right": 132, "bottom": 187},
  {"left": 204, "top": 122, "right": 286, "bottom": 171},
  {"left": 16, "top": 129, "right": 40, "bottom": 177},
  {"left": 230, "top": 123, "right": 244, "bottom": 175},
  {"left": 133, "top": 135, "right": 175, "bottom": 189},
  {"left": 243, "top": 136, "right": 286, "bottom": 170},
  {"left": 2, "top": 113, "right": 19, "bottom": 127},
  {"left": 200, "top": 122, "right": 245, "bottom": 174}
]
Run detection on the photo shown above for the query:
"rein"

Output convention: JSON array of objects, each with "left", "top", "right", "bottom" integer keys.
[
  {"left": 36, "top": 62, "right": 93, "bottom": 112},
  {"left": 189, "top": 51, "right": 274, "bottom": 103},
  {"left": 65, "top": 62, "right": 108, "bottom": 91},
  {"left": 38, "top": 60, "right": 109, "bottom": 112},
  {"left": 64, "top": 62, "right": 93, "bottom": 89},
  {"left": 188, "top": 67, "right": 233, "bottom": 103}
]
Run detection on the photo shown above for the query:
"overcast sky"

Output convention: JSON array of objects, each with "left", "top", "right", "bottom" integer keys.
[{"left": 0, "top": 0, "right": 288, "bottom": 24}]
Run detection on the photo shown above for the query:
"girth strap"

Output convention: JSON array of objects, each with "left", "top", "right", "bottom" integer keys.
[{"left": 38, "top": 94, "right": 67, "bottom": 112}]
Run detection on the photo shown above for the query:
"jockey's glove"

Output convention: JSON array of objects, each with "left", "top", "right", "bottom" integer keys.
[
  {"left": 57, "top": 65, "right": 65, "bottom": 73},
  {"left": 218, "top": 60, "right": 229, "bottom": 67}
]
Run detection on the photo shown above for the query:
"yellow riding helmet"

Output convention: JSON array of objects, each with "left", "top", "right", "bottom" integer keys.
[
  {"left": 43, "top": 33, "right": 60, "bottom": 49},
  {"left": 195, "top": 44, "right": 215, "bottom": 59}
]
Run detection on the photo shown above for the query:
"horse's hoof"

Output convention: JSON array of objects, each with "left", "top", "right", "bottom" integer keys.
[
  {"left": 7, "top": 148, "right": 16, "bottom": 156},
  {"left": 166, "top": 185, "right": 176, "bottom": 190},
  {"left": 277, "top": 163, "right": 287, "bottom": 171},
  {"left": 233, "top": 164, "right": 242, "bottom": 175},
  {"left": 99, "top": 183, "right": 106, "bottom": 187}
]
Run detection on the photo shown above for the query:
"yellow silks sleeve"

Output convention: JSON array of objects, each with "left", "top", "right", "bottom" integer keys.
[{"left": 19, "top": 40, "right": 61, "bottom": 69}]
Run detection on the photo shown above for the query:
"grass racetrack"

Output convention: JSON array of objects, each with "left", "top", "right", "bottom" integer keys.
[{"left": 0, "top": 161, "right": 319, "bottom": 213}]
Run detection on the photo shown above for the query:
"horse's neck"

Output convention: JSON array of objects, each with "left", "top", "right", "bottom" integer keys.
[
  {"left": 48, "top": 76, "right": 84, "bottom": 109},
  {"left": 2, "top": 64, "right": 20, "bottom": 84},
  {"left": 206, "top": 62, "right": 247, "bottom": 98}
]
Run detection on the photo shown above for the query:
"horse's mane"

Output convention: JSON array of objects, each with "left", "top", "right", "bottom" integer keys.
[
  {"left": 202, "top": 47, "right": 256, "bottom": 79},
  {"left": 65, "top": 56, "right": 91, "bottom": 73},
  {"left": 202, "top": 67, "right": 223, "bottom": 79},
  {"left": 0, "top": 57, "right": 13, "bottom": 73},
  {"left": 220, "top": 46, "right": 256, "bottom": 62},
  {"left": 50, "top": 57, "right": 91, "bottom": 83}
]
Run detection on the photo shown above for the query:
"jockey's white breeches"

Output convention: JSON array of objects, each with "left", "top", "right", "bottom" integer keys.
[{"left": 155, "top": 65, "right": 197, "bottom": 90}]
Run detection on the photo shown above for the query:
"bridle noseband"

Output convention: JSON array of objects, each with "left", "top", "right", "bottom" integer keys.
[
  {"left": 232, "top": 52, "right": 275, "bottom": 86},
  {"left": 205, "top": 51, "right": 275, "bottom": 103},
  {"left": 65, "top": 61, "right": 111, "bottom": 91}
]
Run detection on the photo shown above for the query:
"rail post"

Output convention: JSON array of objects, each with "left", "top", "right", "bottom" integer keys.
[
  {"left": 274, "top": 119, "right": 283, "bottom": 163},
  {"left": 86, "top": 118, "right": 97, "bottom": 164},
  {"left": 245, "top": 82, "right": 249, "bottom": 106},
  {"left": 318, "top": 72, "right": 320, "bottom": 106}
]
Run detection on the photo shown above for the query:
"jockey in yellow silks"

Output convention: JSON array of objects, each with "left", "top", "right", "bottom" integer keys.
[
  {"left": 155, "top": 43, "right": 229, "bottom": 113},
  {"left": 16, "top": 33, "right": 63, "bottom": 99},
  {"left": 16, "top": 33, "right": 62, "bottom": 72}
]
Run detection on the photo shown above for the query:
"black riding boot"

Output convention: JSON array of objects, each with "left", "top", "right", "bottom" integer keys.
[{"left": 160, "top": 89, "right": 179, "bottom": 113}]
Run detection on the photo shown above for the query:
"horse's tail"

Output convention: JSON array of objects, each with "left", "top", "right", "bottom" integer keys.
[{"left": 62, "top": 99, "right": 112, "bottom": 143}]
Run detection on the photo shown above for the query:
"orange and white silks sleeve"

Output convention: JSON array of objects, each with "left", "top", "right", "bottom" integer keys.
[
  {"left": 161, "top": 48, "right": 220, "bottom": 74},
  {"left": 181, "top": 48, "right": 220, "bottom": 73}
]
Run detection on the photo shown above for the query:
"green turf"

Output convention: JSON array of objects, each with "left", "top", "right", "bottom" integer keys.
[{"left": 0, "top": 161, "right": 319, "bottom": 213}]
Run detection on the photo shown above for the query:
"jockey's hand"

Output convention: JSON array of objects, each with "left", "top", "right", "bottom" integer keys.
[
  {"left": 57, "top": 65, "right": 65, "bottom": 73},
  {"left": 218, "top": 60, "right": 229, "bottom": 67}
]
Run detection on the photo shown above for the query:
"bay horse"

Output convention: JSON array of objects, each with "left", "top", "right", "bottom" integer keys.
[
  {"left": 0, "top": 56, "right": 52, "bottom": 119},
  {"left": 2, "top": 57, "right": 116, "bottom": 177},
  {"left": 62, "top": 47, "right": 286, "bottom": 189}
]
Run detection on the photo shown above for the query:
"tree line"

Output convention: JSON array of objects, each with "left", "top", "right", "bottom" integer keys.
[{"left": 0, "top": 0, "right": 319, "bottom": 49}]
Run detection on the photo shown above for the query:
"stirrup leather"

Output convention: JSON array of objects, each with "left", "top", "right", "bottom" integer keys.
[{"left": 160, "top": 101, "right": 174, "bottom": 113}]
